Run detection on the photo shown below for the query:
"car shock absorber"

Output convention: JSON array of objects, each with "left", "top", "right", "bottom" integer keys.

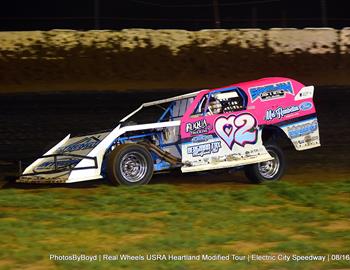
[{"left": 139, "top": 141, "right": 182, "bottom": 166}]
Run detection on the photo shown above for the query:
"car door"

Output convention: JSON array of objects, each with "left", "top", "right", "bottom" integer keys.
[{"left": 180, "top": 87, "right": 271, "bottom": 172}]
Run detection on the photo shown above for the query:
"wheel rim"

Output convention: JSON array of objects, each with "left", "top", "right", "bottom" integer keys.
[
  {"left": 258, "top": 149, "right": 280, "bottom": 179},
  {"left": 120, "top": 151, "right": 148, "bottom": 182}
]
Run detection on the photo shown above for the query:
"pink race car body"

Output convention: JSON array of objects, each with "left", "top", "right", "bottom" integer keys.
[{"left": 180, "top": 77, "right": 319, "bottom": 173}]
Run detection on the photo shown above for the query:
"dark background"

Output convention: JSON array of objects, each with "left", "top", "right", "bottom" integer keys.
[{"left": 0, "top": 0, "right": 348, "bottom": 31}]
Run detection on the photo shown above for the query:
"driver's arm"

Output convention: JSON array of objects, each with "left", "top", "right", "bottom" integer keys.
[{"left": 207, "top": 105, "right": 214, "bottom": 115}]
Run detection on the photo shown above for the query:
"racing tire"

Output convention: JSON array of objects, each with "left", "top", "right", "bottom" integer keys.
[
  {"left": 244, "top": 144, "right": 286, "bottom": 184},
  {"left": 107, "top": 144, "right": 154, "bottom": 186}
]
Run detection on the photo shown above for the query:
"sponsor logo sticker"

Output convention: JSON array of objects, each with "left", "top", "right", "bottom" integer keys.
[
  {"left": 299, "top": 101, "right": 313, "bottom": 111},
  {"left": 58, "top": 137, "right": 101, "bottom": 153},
  {"left": 191, "top": 135, "right": 213, "bottom": 143},
  {"left": 185, "top": 119, "right": 212, "bottom": 135},
  {"left": 287, "top": 119, "right": 318, "bottom": 139},
  {"left": 36, "top": 158, "right": 81, "bottom": 170},
  {"left": 249, "top": 81, "right": 294, "bottom": 102},
  {"left": 265, "top": 106, "right": 300, "bottom": 121},
  {"left": 187, "top": 141, "right": 221, "bottom": 157}
]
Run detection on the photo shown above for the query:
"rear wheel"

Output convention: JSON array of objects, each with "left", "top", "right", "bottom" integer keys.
[
  {"left": 107, "top": 144, "right": 153, "bottom": 186},
  {"left": 244, "top": 144, "right": 285, "bottom": 183}
]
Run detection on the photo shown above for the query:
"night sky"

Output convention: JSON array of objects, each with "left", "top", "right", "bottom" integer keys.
[{"left": 0, "top": 0, "right": 349, "bottom": 31}]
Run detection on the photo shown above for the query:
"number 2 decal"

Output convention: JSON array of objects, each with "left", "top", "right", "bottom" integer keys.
[{"left": 214, "top": 113, "right": 258, "bottom": 149}]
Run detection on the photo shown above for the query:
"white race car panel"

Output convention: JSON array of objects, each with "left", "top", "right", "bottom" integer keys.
[
  {"left": 181, "top": 129, "right": 273, "bottom": 173},
  {"left": 21, "top": 132, "right": 110, "bottom": 182},
  {"left": 22, "top": 134, "right": 71, "bottom": 175},
  {"left": 181, "top": 155, "right": 272, "bottom": 173},
  {"left": 67, "top": 121, "right": 181, "bottom": 182},
  {"left": 280, "top": 117, "right": 321, "bottom": 151}
]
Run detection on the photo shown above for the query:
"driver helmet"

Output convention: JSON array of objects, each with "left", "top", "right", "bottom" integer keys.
[{"left": 208, "top": 99, "right": 222, "bottom": 114}]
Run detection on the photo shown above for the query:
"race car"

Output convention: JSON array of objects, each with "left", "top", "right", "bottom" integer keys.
[{"left": 17, "top": 77, "right": 320, "bottom": 185}]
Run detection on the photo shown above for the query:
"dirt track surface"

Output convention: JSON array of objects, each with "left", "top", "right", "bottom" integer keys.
[
  {"left": 0, "top": 87, "right": 349, "bottom": 187},
  {"left": 2, "top": 29, "right": 350, "bottom": 92}
]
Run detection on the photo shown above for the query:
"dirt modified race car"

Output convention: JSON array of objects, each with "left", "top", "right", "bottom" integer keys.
[{"left": 18, "top": 77, "right": 320, "bottom": 185}]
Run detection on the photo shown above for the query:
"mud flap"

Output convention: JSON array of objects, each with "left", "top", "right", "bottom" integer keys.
[{"left": 280, "top": 117, "right": 321, "bottom": 151}]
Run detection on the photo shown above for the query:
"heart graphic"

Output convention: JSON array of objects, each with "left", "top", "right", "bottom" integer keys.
[
  {"left": 223, "top": 124, "right": 233, "bottom": 136},
  {"left": 215, "top": 115, "right": 237, "bottom": 149}
]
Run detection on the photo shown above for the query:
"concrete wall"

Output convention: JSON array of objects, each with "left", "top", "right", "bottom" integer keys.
[{"left": 0, "top": 28, "right": 350, "bottom": 92}]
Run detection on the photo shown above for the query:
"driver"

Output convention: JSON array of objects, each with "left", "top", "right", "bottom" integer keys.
[{"left": 207, "top": 99, "right": 222, "bottom": 115}]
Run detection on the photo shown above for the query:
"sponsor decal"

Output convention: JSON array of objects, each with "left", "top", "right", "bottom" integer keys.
[
  {"left": 265, "top": 106, "right": 299, "bottom": 121},
  {"left": 299, "top": 101, "right": 313, "bottom": 111},
  {"left": 287, "top": 119, "right": 318, "bottom": 139},
  {"left": 245, "top": 148, "right": 260, "bottom": 157},
  {"left": 295, "top": 86, "right": 314, "bottom": 101},
  {"left": 214, "top": 113, "right": 258, "bottom": 149},
  {"left": 36, "top": 158, "right": 81, "bottom": 170},
  {"left": 293, "top": 135, "right": 319, "bottom": 149},
  {"left": 187, "top": 141, "right": 221, "bottom": 157},
  {"left": 191, "top": 135, "right": 213, "bottom": 143},
  {"left": 58, "top": 137, "right": 101, "bottom": 153},
  {"left": 304, "top": 135, "right": 318, "bottom": 143},
  {"left": 249, "top": 81, "right": 294, "bottom": 102},
  {"left": 185, "top": 119, "right": 212, "bottom": 135}
]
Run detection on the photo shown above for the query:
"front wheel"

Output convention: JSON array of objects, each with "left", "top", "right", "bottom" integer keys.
[
  {"left": 107, "top": 144, "right": 154, "bottom": 186},
  {"left": 244, "top": 144, "right": 286, "bottom": 183}
]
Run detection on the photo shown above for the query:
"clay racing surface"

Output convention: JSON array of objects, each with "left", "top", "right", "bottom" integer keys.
[{"left": 0, "top": 87, "right": 349, "bottom": 186}]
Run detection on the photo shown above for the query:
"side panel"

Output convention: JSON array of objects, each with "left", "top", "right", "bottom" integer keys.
[
  {"left": 68, "top": 121, "right": 181, "bottom": 182},
  {"left": 180, "top": 91, "right": 272, "bottom": 173}
]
